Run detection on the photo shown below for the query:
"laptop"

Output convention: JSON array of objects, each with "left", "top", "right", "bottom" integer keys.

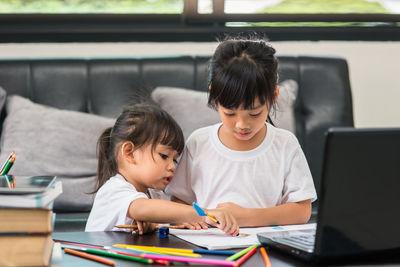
[{"left": 257, "top": 127, "right": 400, "bottom": 262}]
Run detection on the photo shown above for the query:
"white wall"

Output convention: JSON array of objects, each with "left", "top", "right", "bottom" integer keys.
[{"left": 0, "top": 41, "right": 399, "bottom": 127}]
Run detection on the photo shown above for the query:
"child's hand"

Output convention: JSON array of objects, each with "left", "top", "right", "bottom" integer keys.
[
  {"left": 205, "top": 208, "right": 239, "bottom": 236},
  {"left": 179, "top": 222, "right": 209, "bottom": 230},
  {"left": 134, "top": 221, "right": 156, "bottom": 235},
  {"left": 216, "top": 202, "right": 245, "bottom": 219}
]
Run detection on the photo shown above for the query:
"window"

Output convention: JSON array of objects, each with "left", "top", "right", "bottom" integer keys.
[
  {"left": 225, "top": 0, "right": 397, "bottom": 14},
  {"left": 0, "top": 0, "right": 184, "bottom": 14},
  {"left": 0, "top": 0, "right": 399, "bottom": 42}
]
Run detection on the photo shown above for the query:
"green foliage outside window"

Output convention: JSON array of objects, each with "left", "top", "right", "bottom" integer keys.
[
  {"left": 258, "top": 0, "right": 389, "bottom": 14},
  {"left": 0, "top": 0, "right": 396, "bottom": 28},
  {"left": 0, "top": 0, "right": 183, "bottom": 14},
  {"left": 240, "top": 0, "right": 392, "bottom": 27}
]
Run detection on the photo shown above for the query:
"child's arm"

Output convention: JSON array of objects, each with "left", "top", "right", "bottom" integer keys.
[
  {"left": 128, "top": 198, "right": 239, "bottom": 236},
  {"left": 216, "top": 199, "right": 312, "bottom": 227},
  {"left": 171, "top": 196, "right": 209, "bottom": 230}
]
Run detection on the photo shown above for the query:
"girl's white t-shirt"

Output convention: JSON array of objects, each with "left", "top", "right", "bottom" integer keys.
[
  {"left": 85, "top": 174, "right": 167, "bottom": 232},
  {"left": 166, "top": 123, "right": 317, "bottom": 209}
]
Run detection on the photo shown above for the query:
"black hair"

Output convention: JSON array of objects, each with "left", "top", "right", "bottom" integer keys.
[
  {"left": 92, "top": 103, "right": 184, "bottom": 193},
  {"left": 208, "top": 35, "right": 278, "bottom": 123}
]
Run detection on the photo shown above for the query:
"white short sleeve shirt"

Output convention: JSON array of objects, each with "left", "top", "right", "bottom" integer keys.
[
  {"left": 166, "top": 123, "right": 317, "bottom": 209},
  {"left": 85, "top": 174, "right": 166, "bottom": 232}
]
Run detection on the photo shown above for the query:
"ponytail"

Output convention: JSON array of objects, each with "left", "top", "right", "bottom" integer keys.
[
  {"left": 90, "top": 103, "right": 184, "bottom": 194},
  {"left": 91, "top": 127, "right": 117, "bottom": 194}
]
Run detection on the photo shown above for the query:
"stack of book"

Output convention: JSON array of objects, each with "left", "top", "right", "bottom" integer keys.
[{"left": 0, "top": 175, "right": 62, "bottom": 267}]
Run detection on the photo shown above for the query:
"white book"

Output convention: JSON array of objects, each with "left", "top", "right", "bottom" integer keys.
[
  {"left": 0, "top": 181, "right": 62, "bottom": 209},
  {"left": 170, "top": 223, "right": 316, "bottom": 250}
]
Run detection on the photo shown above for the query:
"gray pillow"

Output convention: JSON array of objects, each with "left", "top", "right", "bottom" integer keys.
[
  {"left": 152, "top": 87, "right": 220, "bottom": 139},
  {"left": 152, "top": 79, "right": 298, "bottom": 139},
  {"left": 0, "top": 95, "right": 115, "bottom": 211},
  {"left": 0, "top": 87, "right": 6, "bottom": 113},
  {"left": 271, "top": 79, "right": 299, "bottom": 133}
]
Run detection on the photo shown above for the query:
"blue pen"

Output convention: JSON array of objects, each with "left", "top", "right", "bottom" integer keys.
[{"left": 192, "top": 202, "right": 219, "bottom": 223}]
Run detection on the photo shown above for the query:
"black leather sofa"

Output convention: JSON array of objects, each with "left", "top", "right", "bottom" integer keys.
[{"left": 0, "top": 55, "right": 354, "bottom": 231}]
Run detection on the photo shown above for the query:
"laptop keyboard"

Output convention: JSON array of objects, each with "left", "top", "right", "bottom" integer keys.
[{"left": 272, "top": 234, "right": 315, "bottom": 252}]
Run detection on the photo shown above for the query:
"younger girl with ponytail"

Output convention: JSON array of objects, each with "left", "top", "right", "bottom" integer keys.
[{"left": 85, "top": 103, "right": 238, "bottom": 236}]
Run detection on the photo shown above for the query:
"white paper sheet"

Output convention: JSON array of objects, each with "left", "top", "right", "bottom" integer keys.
[{"left": 169, "top": 223, "right": 316, "bottom": 250}]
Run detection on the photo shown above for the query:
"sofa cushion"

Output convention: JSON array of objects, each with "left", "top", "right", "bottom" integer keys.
[
  {"left": 0, "top": 87, "right": 6, "bottom": 113},
  {"left": 152, "top": 79, "right": 298, "bottom": 139},
  {"left": 152, "top": 86, "right": 220, "bottom": 140},
  {"left": 272, "top": 79, "right": 298, "bottom": 133},
  {"left": 0, "top": 95, "right": 115, "bottom": 211}
]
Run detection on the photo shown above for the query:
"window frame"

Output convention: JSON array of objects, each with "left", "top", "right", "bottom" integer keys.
[{"left": 0, "top": 0, "right": 399, "bottom": 42}]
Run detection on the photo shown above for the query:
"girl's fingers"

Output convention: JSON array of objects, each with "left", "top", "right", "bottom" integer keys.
[
  {"left": 230, "top": 216, "right": 239, "bottom": 236},
  {"left": 136, "top": 221, "right": 144, "bottom": 235},
  {"left": 220, "top": 213, "right": 238, "bottom": 236},
  {"left": 182, "top": 222, "right": 198, "bottom": 230},
  {"left": 190, "top": 222, "right": 202, "bottom": 230},
  {"left": 232, "top": 229, "right": 239, "bottom": 237},
  {"left": 199, "top": 222, "right": 209, "bottom": 229},
  {"left": 218, "top": 213, "right": 227, "bottom": 232},
  {"left": 171, "top": 224, "right": 186, "bottom": 229},
  {"left": 227, "top": 214, "right": 237, "bottom": 235},
  {"left": 224, "top": 214, "right": 234, "bottom": 234}
]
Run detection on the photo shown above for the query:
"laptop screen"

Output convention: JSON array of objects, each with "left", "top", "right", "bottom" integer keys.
[{"left": 315, "top": 128, "right": 400, "bottom": 257}]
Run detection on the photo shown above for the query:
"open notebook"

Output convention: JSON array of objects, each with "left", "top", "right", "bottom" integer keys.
[{"left": 169, "top": 223, "right": 316, "bottom": 250}]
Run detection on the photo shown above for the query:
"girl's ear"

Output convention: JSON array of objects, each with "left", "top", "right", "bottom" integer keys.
[
  {"left": 273, "top": 85, "right": 280, "bottom": 103},
  {"left": 121, "top": 141, "right": 136, "bottom": 164}
]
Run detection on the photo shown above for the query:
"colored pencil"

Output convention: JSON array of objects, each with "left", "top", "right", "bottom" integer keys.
[
  {"left": 106, "top": 247, "right": 170, "bottom": 266},
  {"left": 193, "top": 249, "right": 236, "bottom": 256},
  {"left": 226, "top": 244, "right": 259, "bottom": 261},
  {"left": 115, "top": 224, "right": 185, "bottom": 229},
  {"left": 114, "top": 244, "right": 189, "bottom": 253},
  {"left": 114, "top": 244, "right": 201, "bottom": 257},
  {"left": 64, "top": 248, "right": 115, "bottom": 266},
  {"left": 110, "top": 246, "right": 163, "bottom": 255},
  {"left": 62, "top": 246, "right": 153, "bottom": 264},
  {"left": 63, "top": 244, "right": 168, "bottom": 265},
  {"left": 113, "top": 243, "right": 235, "bottom": 256},
  {"left": 206, "top": 213, "right": 218, "bottom": 223},
  {"left": 132, "top": 248, "right": 201, "bottom": 258},
  {"left": 260, "top": 247, "right": 272, "bottom": 267},
  {"left": 55, "top": 240, "right": 104, "bottom": 250},
  {"left": 234, "top": 246, "right": 257, "bottom": 266},
  {"left": 5, "top": 174, "right": 16, "bottom": 188},
  {"left": 192, "top": 202, "right": 219, "bottom": 223},
  {"left": 140, "top": 252, "right": 236, "bottom": 266},
  {"left": 0, "top": 152, "right": 14, "bottom": 174},
  {"left": 1, "top": 152, "right": 16, "bottom": 175}
]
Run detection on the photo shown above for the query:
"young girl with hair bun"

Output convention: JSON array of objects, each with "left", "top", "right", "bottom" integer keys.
[{"left": 167, "top": 37, "right": 317, "bottom": 228}]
